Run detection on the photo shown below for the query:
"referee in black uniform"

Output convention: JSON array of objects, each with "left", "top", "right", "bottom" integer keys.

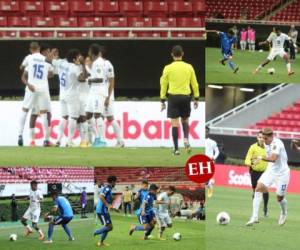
[{"left": 160, "top": 45, "right": 200, "bottom": 155}]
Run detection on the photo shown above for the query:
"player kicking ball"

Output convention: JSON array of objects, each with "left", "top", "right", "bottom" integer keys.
[
  {"left": 21, "top": 180, "right": 44, "bottom": 240},
  {"left": 94, "top": 175, "right": 117, "bottom": 247},
  {"left": 44, "top": 191, "right": 74, "bottom": 244},
  {"left": 246, "top": 128, "right": 290, "bottom": 226},
  {"left": 155, "top": 186, "right": 176, "bottom": 240},
  {"left": 129, "top": 184, "right": 158, "bottom": 240},
  {"left": 253, "top": 27, "right": 295, "bottom": 76}
]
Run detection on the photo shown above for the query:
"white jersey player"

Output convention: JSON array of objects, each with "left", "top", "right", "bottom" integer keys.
[
  {"left": 155, "top": 186, "right": 175, "bottom": 239},
  {"left": 254, "top": 27, "right": 294, "bottom": 75},
  {"left": 21, "top": 44, "right": 54, "bottom": 146},
  {"left": 86, "top": 44, "right": 108, "bottom": 147},
  {"left": 21, "top": 181, "right": 44, "bottom": 240},
  {"left": 246, "top": 128, "right": 290, "bottom": 226}
]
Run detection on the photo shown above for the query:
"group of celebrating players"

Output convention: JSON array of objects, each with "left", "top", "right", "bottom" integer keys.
[{"left": 18, "top": 42, "right": 124, "bottom": 148}]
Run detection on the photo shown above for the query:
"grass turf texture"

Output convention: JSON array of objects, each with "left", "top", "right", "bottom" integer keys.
[
  {"left": 206, "top": 47, "right": 300, "bottom": 83},
  {"left": 0, "top": 213, "right": 204, "bottom": 250},
  {"left": 0, "top": 147, "right": 204, "bottom": 167},
  {"left": 206, "top": 186, "right": 300, "bottom": 250}
]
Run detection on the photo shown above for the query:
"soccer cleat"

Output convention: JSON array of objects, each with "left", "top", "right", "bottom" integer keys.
[
  {"left": 129, "top": 225, "right": 135, "bottom": 236},
  {"left": 158, "top": 236, "right": 166, "bottom": 241},
  {"left": 219, "top": 59, "right": 225, "bottom": 66},
  {"left": 263, "top": 207, "right": 269, "bottom": 217},
  {"left": 43, "top": 140, "right": 52, "bottom": 147},
  {"left": 97, "top": 242, "right": 110, "bottom": 247},
  {"left": 172, "top": 150, "right": 180, "bottom": 156},
  {"left": 245, "top": 217, "right": 259, "bottom": 226},
  {"left": 207, "top": 185, "right": 214, "bottom": 198},
  {"left": 30, "top": 140, "right": 36, "bottom": 147},
  {"left": 39, "top": 233, "right": 45, "bottom": 241},
  {"left": 43, "top": 240, "right": 53, "bottom": 244},
  {"left": 278, "top": 213, "right": 287, "bottom": 226},
  {"left": 252, "top": 69, "right": 258, "bottom": 74},
  {"left": 69, "top": 237, "right": 75, "bottom": 241},
  {"left": 288, "top": 71, "right": 295, "bottom": 76},
  {"left": 18, "top": 135, "right": 23, "bottom": 146},
  {"left": 55, "top": 141, "right": 61, "bottom": 147},
  {"left": 233, "top": 67, "right": 239, "bottom": 74},
  {"left": 92, "top": 138, "right": 106, "bottom": 148},
  {"left": 115, "top": 141, "right": 125, "bottom": 148},
  {"left": 80, "top": 140, "right": 89, "bottom": 148},
  {"left": 184, "top": 142, "right": 192, "bottom": 154}
]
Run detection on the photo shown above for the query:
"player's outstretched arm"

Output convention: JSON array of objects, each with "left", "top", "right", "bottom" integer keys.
[{"left": 258, "top": 40, "right": 269, "bottom": 46}]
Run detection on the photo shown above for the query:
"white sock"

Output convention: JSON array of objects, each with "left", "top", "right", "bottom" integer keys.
[
  {"left": 57, "top": 119, "right": 66, "bottom": 143},
  {"left": 279, "top": 198, "right": 287, "bottom": 215},
  {"left": 87, "top": 118, "right": 97, "bottom": 141},
  {"left": 111, "top": 120, "right": 122, "bottom": 143},
  {"left": 96, "top": 117, "right": 105, "bottom": 141},
  {"left": 80, "top": 121, "right": 88, "bottom": 142},
  {"left": 252, "top": 192, "right": 262, "bottom": 219},
  {"left": 26, "top": 225, "right": 33, "bottom": 231},
  {"left": 287, "top": 63, "right": 291, "bottom": 72},
  {"left": 18, "top": 110, "right": 28, "bottom": 136},
  {"left": 68, "top": 118, "right": 77, "bottom": 144},
  {"left": 256, "top": 65, "right": 262, "bottom": 71},
  {"left": 41, "top": 113, "right": 50, "bottom": 141}
]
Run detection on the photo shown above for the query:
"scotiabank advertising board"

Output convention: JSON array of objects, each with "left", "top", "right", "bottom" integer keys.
[
  {"left": 0, "top": 101, "right": 204, "bottom": 147},
  {"left": 213, "top": 164, "right": 300, "bottom": 194}
]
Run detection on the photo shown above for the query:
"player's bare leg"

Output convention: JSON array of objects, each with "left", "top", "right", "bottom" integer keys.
[
  {"left": 21, "top": 218, "right": 33, "bottom": 236},
  {"left": 284, "top": 55, "right": 295, "bottom": 76},
  {"left": 253, "top": 59, "right": 270, "bottom": 74},
  {"left": 18, "top": 107, "right": 29, "bottom": 146},
  {"left": 78, "top": 116, "right": 89, "bottom": 147},
  {"left": 67, "top": 117, "right": 78, "bottom": 147},
  {"left": 246, "top": 182, "right": 268, "bottom": 226},
  {"left": 181, "top": 117, "right": 191, "bottom": 153},
  {"left": 56, "top": 116, "right": 68, "bottom": 147},
  {"left": 171, "top": 118, "right": 180, "bottom": 155},
  {"left": 277, "top": 195, "right": 287, "bottom": 226},
  {"left": 107, "top": 116, "right": 124, "bottom": 147}
]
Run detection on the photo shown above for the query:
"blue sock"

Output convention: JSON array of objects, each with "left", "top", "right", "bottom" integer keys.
[
  {"left": 48, "top": 224, "right": 54, "bottom": 240},
  {"left": 101, "top": 231, "right": 108, "bottom": 242},
  {"left": 62, "top": 224, "right": 72, "bottom": 239},
  {"left": 229, "top": 61, "right": 236, "bottom": 70},
  {"left": 135, "top": 225, "right": 145, "bottom": 231},
  {"left": 95, "top": 226, "right": 109, "bottom": 235},
  {"left": 145, "top": 226, "right": 154, "bottom": 236}
]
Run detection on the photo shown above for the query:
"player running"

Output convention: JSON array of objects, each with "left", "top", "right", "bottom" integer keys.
[
  {"left": 86, "top": 43, "right": 108, "bottom": 147},
  {"left": 253, "top": 27, "right": 295, "bottom": 75},
  {"left": 21, "top": 180, "right": 44, "bottom": 240},
  {"left": 155, "top": 186, "right": 176, "bottom": 240},
  {"left": 94, "top": 175, "right": 117, "bottom": 247},
  {"left": 246, "top": 128, "right": 290, "bottom": 226},
  {"left": 129, "top": 184, "right": 158, "bottom": 240},
  {"left": 44, "top": 191, "right": 74, "bottom": 244},
  {"left": 134, "top": 180, "right": 149, "bottom": 212}
]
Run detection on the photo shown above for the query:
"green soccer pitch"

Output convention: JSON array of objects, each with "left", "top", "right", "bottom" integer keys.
[
  {"left": 206, "top": 47, "right": 300, "bottom": 84},
  {"left": 206, "top": 186, "right": 300, "bottom": 250},
  {"left": 0, "top": 213, "right": 204, "bottom": 250},
  {"left": 0, "top": 147, "right": 204, "bottom": 167}
]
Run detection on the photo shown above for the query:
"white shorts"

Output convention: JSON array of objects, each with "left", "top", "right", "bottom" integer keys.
[
  {"left": 30, "top": 91, "right": 51, "bottom": 113},
  {"left": 156, "top": 212, "right": 172, "bottom": 227},
  {"left": 267, "top": 48, "right": 287, "bottom": 61},
  {"left": 79, "top": 93, "right": 88, "bottom": 117},
  {"left": 86, "top": 93, "right": 105, "bottom": 114},
  {"left": 66, "top": 97, "right": 80, "bottom": 118},
  {"left": 103, "top": 100, "right": 114, "bottom": 117},
  {"left": 258, "top": 168, "right": 290, "bottom": 196},
  {"left": 60, "top": 98, "right": 68, "bottom": 117},
  {"left": 22, "top": 89, "right": 33, "bottom": 110},
  {"left": 23, "top": 207, "right": 41, "bottom": 223}
]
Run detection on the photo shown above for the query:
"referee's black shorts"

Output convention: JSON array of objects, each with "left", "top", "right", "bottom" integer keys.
[
  {"left": 249, "top": 168, "right": 264, "bottom": 189},
  {"left": 167, "top": 94, "right": 191, "bottom": 119}
]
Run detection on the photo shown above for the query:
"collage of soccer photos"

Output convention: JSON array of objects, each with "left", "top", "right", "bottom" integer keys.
[{"left": 0, "top": 1, "right": 300, "bottom": 250}]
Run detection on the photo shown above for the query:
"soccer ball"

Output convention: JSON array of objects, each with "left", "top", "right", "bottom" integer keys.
[
  {"left": 267, "top": 68, "right": 275, "bottom": 74},
  {"left": 173, "top": 232, "right": 182, "bottom": 241},
  {"left": 216, "top": 212, "right": 230, "bottom": 225},
  {"left": 9, "top": 234, "right": 17, "bottom": 241}
]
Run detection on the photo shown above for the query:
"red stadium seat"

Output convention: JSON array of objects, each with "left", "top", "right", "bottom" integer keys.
[
  {"left": 131, "top": 31, "right": 163, "bottom": 37},
  {"left": 143, "top": 1, "right": 168, "bottom": 16},
  {"left": 103, "top": 17, "right": 127, "bottom": 27},
  {"left": 192, "top": 0, "right": 205, "bottom": 15},
  {"left": 20, "top": 31, "right": 42, "bottom": 38},
  {"left": 152, "top": 17, "right": 176, "bottom": 27},
  {"left": 0, "top": 1, "right": 20, "bottom": 16},
  {"left": 45, "top": 1, "right": 69, "bottom": 16},
  {"left": 176, "top": 17, "right": 203, "bottom": 27},
  {"left": 78, "top": 17, "right": 103, "bottom": 27},
  {"left": 31, "top": 17, "right": 55, "bottom": 27},
  {"left": 0, "top": 16, "right": 7, "bottom": 26},
  {"left": 168, "top": 0, "right": 193, "bottom": 17},
  {"left": 94, "top": 31, "right": 129, "bottom": 37},
  {"left": 69, "top": 0, "right": 94, "bottom": 16},
  {"left": 20, "top": 1, "right": 44, "bottom": 16},
  {"left": 54, "top": 17, "right": 78, "bottom": 27},
  {"left": 94, "top": 0, "right": 119, "bottom": 16},
  {"left": 58, "top": 31, "right": 90, "bottom": 38},
  {"left": 7, "top": 16, "right": 31, "bottom": 27},
  {"left": 119, "top": 1, "right": 143, "bottom": 16},
  {"left": 128, "top": 17, "right": 152, "bottom": 27}
]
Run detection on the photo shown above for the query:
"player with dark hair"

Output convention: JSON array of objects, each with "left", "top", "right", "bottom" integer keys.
[
  {"left": 160, "top": 45, "right": 199, "bottom": 155},
  {"left": 129, "top": 183, "right": 158, "bottom": 240},
  {"left": 94, "top": 175, "right": 117, "bottom": 247},
  {"left": 44, "top": 191, "right": 74, "bottom": 244}
]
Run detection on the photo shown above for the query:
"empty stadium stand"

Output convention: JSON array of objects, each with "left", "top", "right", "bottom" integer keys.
[
  {"left": 0, "top": 167, "right": 94, "bottom": 183},
  {"left": 270, "top": 0, "right": 300, "bottom": 22},
  {"left": 250, "top": 100, "right": 300, "bottom": 136},
  {"left": 0, "top": 0, "right": 205, "bottom": 38}
]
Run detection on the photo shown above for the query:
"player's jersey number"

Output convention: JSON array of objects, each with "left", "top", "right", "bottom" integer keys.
[
  {"left": 60, "top": 72, "right": 67, "bottom": 87},
  {"left": 33, "top": 64, "right": 44, "bottom": 80}
]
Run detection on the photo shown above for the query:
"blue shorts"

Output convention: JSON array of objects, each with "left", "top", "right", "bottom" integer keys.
[
  {"left": 97, "top": 213, "right": 112, "bottom": 225},
  {"left": 138, "top": 211, "right": 155, "bottom": 225},
  {"left": 54, "top": 216, "right": 73, "bottom": 225},
  {"left": 222, "top": 50, "right": 233, "bottom": 59}
]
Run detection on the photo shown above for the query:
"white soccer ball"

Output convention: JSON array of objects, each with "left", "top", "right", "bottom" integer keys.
[
  {"left": 9, "top": 234, "right": 17, "bottom": 241},
  {"left": 216, "top": 212, "right": 230, "bottom": 225},
  {"left": 173, "top": 232, "right": 182, "bottom": 241},
  {"left": 267, "top": 68, "right": 275, "bottom": 74}
]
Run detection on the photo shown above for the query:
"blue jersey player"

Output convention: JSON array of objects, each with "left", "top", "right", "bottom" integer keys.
[
  {"left": 214, "top": 29, "right": 239, "bottom": 73},
  {"left": 94, "top": 175, "right": 117, "bottom": 247},
  {"left": 129, "top": 184, "right": 158, "bottom": 240},
  {"left": 134, "top": 180, "right": 149, "bottom": 214},
  {"left": 44, "top": 191, "right": 74, "bottom": 244}
]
